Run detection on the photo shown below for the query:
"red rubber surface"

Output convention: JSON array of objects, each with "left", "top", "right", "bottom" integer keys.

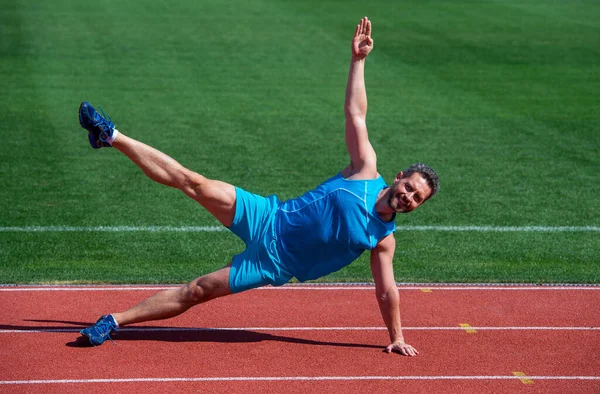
[{"left": 0, "top": 285, "right": 598, "bottom": 393}]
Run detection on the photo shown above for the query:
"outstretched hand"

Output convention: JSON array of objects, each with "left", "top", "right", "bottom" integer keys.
[
  {"left": 385, "top": 341, "right": 419, "bottom": 356},
  {"left": 352, "top": 16, "right": 374, "bottom": 59}
]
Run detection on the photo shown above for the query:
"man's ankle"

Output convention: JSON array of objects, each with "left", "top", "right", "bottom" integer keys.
[
  {"left": 109, "top": 313, "right": 121, "bottom": 327},
  {"left": 107, "top": 129, "right": 120, "bottom": 146}
]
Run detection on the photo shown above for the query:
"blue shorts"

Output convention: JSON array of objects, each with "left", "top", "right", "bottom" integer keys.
[{"left": 227, "top": 187, "right": 293, "bottom": 293}]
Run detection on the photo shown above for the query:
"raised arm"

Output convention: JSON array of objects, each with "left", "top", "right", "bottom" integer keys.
[
  {"left": 342, "top": 17, "right": 377, "bottom": 179},
  {"left": 370, "top": 234, "right": 419, "bottom": 356}
]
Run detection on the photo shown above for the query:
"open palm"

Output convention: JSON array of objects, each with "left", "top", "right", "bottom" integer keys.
[{"left": 352, "top": 16, "right": 373, "bottom": 59}]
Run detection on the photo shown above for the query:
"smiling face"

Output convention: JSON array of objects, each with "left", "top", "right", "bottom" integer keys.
[{"left": 387, "top": 172, "right": 433, "bottom": 213}]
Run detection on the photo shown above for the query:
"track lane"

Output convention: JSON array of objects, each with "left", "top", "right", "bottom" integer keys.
[
  {"left": 0, "top": 286, "right": 598, "bottom": 393},
  {"left": 1, "top": 286, "right": 598, "bottom": 328},
  {"left": 0, "top": 329, "right": 597, "bottom": 378},
  {"left": 2, "top": 379, "right": 599, "bottom": 394}
]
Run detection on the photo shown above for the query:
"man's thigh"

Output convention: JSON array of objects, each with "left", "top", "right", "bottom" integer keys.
[
  {"left": 183, "top": 175, "right": 237, "bottom": 227},
  {"left": 228, "top": 187, "right": 279, "bottom": 243},
  {"left": 188, "top": 263, "right": 233, "bottom": 301},
  {"left": 229, "top": 246, "right": 293, "bottom": 294}
]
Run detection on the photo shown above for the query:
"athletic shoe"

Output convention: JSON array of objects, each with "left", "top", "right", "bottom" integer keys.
[
  {"left": 80, "top": 315, "right": 118, "bottom": 346},
  {"left": 78, "top": 101, "right": 116, "bottom": 149}
]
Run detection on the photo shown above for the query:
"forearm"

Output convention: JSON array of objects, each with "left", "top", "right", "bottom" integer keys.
[
  {"left": 344, "top": 57, "right": 367, "bottom": 119},
  {"left": 377, "top": 286, "right": 405, "bottom": 343}
]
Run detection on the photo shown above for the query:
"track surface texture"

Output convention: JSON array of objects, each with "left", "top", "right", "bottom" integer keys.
[{"left": 0, "top": 284, "right": 598, "bottom": 393}]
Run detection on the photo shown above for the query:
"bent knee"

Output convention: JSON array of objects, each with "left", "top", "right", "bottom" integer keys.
[
  {"left": 182, "top": 173, "right": 233, "bottom": 202},
  {"left": 180, "top": 171, "right": 208, "bottom": 196},
  {"left": 181, "top": 276, "right": 228, "bottom": 305},
  {"left": 181, "top": 282, "right": 207, "bottom": 305}
]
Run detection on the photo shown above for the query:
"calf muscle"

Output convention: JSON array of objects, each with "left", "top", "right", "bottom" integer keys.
[
  {"left": 112, "top": 133, "right": 237, "bottom": 227},
  {"left": 112, "top": 265, "right": 232, "bottom": 326}
]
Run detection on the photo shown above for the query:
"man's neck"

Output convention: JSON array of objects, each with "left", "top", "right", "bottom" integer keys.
[{"left": 375, "top": 188, "right": 395, "bottom": 222}]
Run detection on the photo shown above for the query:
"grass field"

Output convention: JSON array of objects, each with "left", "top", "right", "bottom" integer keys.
[{"left": 1, "top": 0, "right": 599, "bottom": 284}]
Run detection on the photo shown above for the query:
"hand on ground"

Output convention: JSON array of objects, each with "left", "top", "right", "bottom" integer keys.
[{"left": 385, "top": 341, "right": 419, "bottom": 356}]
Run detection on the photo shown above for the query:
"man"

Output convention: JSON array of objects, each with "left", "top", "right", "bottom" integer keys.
[{"left": 78, "top": 17, "right": 439, "bottom": 357}]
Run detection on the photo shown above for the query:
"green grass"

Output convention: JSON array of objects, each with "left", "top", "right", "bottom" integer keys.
[{"left": 1, "top": 0, "right": 599, "bottom": 284}]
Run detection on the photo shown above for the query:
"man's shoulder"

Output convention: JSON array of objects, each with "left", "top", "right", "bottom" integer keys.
[
  {"left": 372, "top": 233, "right": 396, "bottom": 252},
  {"left": 340, "top": 163, "right": 380, "bottom": 181}
]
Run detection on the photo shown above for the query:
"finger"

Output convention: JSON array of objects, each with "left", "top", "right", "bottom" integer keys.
[
  {"left": 354, "top": 24, "right": 360, "bottom": 38},
  {"left": 366, "top": 19, "right": 371, "bottom": 37},
  {"left": 367, "top": 37, "right": 373, "bottom": 46},
  {"left": 359, "top": 18, "right": 365, "bottom": 35}
]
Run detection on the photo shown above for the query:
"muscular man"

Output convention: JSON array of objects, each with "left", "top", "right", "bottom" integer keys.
[{"left": 78, "top": 17, "right": 438, "bottom": 356}]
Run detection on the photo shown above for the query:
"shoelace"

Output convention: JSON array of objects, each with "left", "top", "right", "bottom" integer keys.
[
  {"left": 93, "top": 107, "right": 115, "bottom": 142},
  {"left": 95, "top": 317, "right": 118, "bottom": 345}
]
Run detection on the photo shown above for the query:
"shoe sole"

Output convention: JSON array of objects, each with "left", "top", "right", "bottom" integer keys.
[
  {"left": 79, "top": 102, "right": 103, "bottom": 149},
  {"left": 78, "top": 102, "right": 86, "bottom": 129}
]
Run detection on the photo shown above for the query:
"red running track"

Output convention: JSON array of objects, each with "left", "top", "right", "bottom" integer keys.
[{"left": 0, "top": 285, "right": 598, "bottom": 393}]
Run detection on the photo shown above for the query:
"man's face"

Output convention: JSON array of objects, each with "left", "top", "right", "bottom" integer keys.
[{"left": 387, "top": 172, "right": 432, "bottom": 213}]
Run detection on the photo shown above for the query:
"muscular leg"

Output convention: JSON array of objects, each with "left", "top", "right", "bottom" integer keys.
[
  {"left": 112, "top": 133, "right": 236, "bottom": 227},
  {"left": 106, "top": 133, "right": 236, "bottom": 327},
  {"left": 112, "top": 264, "right": 232, "bottom": 326}
]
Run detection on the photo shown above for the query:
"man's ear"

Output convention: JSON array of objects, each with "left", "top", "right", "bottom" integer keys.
[{"left": 394, "top": 171, "right": 403, "bottom": 183}]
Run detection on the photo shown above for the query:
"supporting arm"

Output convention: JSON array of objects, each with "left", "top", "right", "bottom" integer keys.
[{"left": 370, "top": 234, "right": 419, "bottom": 356}]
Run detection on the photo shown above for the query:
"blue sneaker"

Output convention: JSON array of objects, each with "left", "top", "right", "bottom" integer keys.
[
  {"left": 78, "top": 102, "right": 116, "bottom": 149},
  {"left": 80, "top": 315, "right": 118, "bottom": 346}
]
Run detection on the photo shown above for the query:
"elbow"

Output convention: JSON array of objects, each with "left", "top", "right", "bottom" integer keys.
[
  {"left": 344, "top": 106, "right": 354, "bottom": 118},
  {"left": 345, "top": 105, "right": 366, "bottom": 119},
  {"left": 181, "top": 170, "right": 206, "bottom": 194}
]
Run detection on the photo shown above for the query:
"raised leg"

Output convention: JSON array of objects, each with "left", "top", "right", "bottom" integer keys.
[{"left": 111, "top": 133, "right": 237, "bottom": 227}]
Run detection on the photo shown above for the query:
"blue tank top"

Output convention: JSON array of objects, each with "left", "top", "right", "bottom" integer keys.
[{"left": 274, "top": 173, "right": 396, "bottom": 282}]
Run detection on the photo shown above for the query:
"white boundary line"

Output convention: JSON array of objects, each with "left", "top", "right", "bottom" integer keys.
[
  {"left": 261, "top": 285, "right": 600, "bottom": 291},
  {"left": 1, "top": 225, "right": 598, "bottom": 233},
  {"left": 256, "top": 286, "right": 600, "bottom": 291},
  {"left": 1, "top": 375, "right": 598, "bottom": 384},
  {"left": 0, "top": 286, "right": 179, "bottom": 292},
  {"left": 0, "top": 226, "right": 227, "bottom": 233},
  {"left": 1, "top": 326, "right": 598, "bottom": 334},
  {"left": 1, "top": 285, "right": 599, "bottom": 291}
]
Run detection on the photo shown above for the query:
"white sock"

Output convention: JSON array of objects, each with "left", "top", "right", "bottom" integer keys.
[
  {"left": 108, "top": 129, "right": 120, "bottom": 145},
  {"left": 109, "top": 314, "right": 119, "bottom": 327}
]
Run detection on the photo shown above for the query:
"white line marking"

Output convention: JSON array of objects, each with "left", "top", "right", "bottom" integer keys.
[
  {"left": 0, "top": 226, "right": 226, "bottom": 233},
  {"left": 257, "top": 286, "right": 600, "bottom": 291},
  {"left": 1, "top": 326, "right": 598, "bottom": 334},
  {"left": 402, "top": 226, "right": 600, "bottom": 232},
  {"left": 0, "top": 375, "right": 598, "bottom": 385},
  {"left": 1, "top": 285, "right": 599, "bottom": 291},
  {"left": 0, "top": 225, "right": 598, "bottom": 233},
  {"left": 0, "top": 287, "right": 179, "bottom": 292}
]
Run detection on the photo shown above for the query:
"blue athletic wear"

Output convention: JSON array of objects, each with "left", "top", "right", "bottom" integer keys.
[
  {"left": 275, "top": 173, "right": 396, "bottom": 282},
  {"left": 227, "top": 174, "right": 395, "bottom": 292},
  {"left": 78, "top": 102, "right": 116, "bottom": 149},
  {"left": 80, "top": 315, "right": 118, "bottom": 346},
  {"left": 229, "top": 188, "right": 293, "bottom": 293}
]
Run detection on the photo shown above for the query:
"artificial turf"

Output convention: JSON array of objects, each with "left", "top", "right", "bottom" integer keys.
[{"left": 1, "top": 0, "right": 598, "bottom": 283}]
